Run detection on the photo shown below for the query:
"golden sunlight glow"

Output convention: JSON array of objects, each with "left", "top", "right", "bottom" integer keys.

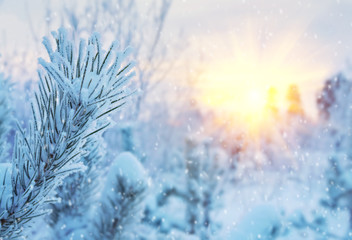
[{"left": 197, "top": 20, "right": 333, "bottom": 131}]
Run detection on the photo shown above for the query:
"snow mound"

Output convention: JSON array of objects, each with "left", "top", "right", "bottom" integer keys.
[
  {"left": 109, "top": 151, "right": 147, "bottom": 184},
  {"left": 101, "top": 151, "right": 148, "bottom": 201},
  {"left": 228, "top": 204, "right": 281, "bottom": 240}
]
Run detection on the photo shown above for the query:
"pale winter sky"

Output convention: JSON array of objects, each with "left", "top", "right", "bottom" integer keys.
[
  {"left": 1, "top": 0, "right": 352, "bottom": 116},
  {"left": 167, "top": 0, "right": 352, "bottom": 116}
]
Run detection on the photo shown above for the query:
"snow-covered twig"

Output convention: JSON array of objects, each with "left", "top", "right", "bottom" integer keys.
[{"left": 0, "top": 28, "right": 134, "bottom": 238}]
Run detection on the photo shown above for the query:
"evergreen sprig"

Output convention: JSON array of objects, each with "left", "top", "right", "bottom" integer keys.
[{"left": 0, "top": 28, "right": 134, "bottom": 238}]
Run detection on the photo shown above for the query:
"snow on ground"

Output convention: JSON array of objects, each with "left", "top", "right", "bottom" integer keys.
[{"left": 214, "top": 150, "right": 348, "bottom": 239}]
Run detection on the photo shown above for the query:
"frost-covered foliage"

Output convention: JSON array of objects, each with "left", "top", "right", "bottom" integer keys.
[
  {"left": 33, "top": 0, "right": 173, "bottom": 121},
  {"left": 0, "top": 74, "right": 12, "bottom": 162},
  {"left": 48, "top": 137, "right": 104, "bottom": 239},
  {"left": 0, "top": 28, "right": 134, "bottom": 239},
  {"left": 316, "top": 154, "right": 352, "bottom": 238},
  {"left": 317, "top": 73, "right": 352, "bottom": 125},
  {"left": 44, "top": 28, "right": 134, "bottom": 239},
  {"left": 316, "top": 73, "right": 352, "bottom": 155},
  {"left": 143, "top": 136, "right": 226, "bottom": 238},
  {"left": 317, "top": 73, "right": 352, "bottom": 214},
  {"left": 322, "top": 154, "right": 352, "bottom": 211},
  {"left": 280, "top": 73, "right": 352, "bottom": 239},
  {"left": 183, "top": 137, "right": 225, "bottom": 236},
  {"left": 182, "top": 138, "right": 202, "bottom": 235},
  {"left": 93, "top": 152, "right": 148, "bottom": 239}
]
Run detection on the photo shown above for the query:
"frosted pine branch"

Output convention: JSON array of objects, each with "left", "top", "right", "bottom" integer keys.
[{"left": 0, "top": 28, "right": 134, "bottom": 238}]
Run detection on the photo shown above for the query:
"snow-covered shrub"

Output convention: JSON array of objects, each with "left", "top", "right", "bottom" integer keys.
[
  {"left": 316, "top": 73, "right": 352, "bottom": 153},
  {"left": 92, "top": 152, "right": 148, "bottom": 239},
  {"left": 317, "top": 73, "right": 352, "bottom": 123},
  {"left": 145, "top": 137, "right": 226, "bottom": 239},
  {"left": 0, "top": 28, "right": 134, "bottom": 239},
  {"left": 315, "top": 74, "right": 352, "bottom": 237},
  {"left": 280, "top": 208, "right": 348, "bottom": 239},
  {"left": 184, "top": 138, "right": 202, "bottom": 235},
  {"left": 318, "top": 153, "right": 352, "bottom": 237},
  {"left": 323, "top": 154, "right": 352, "bottom": 210}
]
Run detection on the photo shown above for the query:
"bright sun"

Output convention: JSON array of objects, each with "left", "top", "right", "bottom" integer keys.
[
  {"left": 196, "top": 21, "right": 333, "bottom": 131},
  {"left": 245, "top": 88, "right": 266, "bottom": 113}
]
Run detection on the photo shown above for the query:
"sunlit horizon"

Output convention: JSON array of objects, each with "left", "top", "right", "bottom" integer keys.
[{"left": 195, "top": 20, "right": 334, "bottom": 128}]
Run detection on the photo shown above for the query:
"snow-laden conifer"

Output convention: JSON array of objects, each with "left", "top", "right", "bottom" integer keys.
[
  {"left": 93, "top": 152, "right": 148, "bottom": 239},
  {"left": 47, "top": 28, "right": 134, "bottom": 238},
  {"left": 0, "top": 28, "right": 134, "bottom": 238}
]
